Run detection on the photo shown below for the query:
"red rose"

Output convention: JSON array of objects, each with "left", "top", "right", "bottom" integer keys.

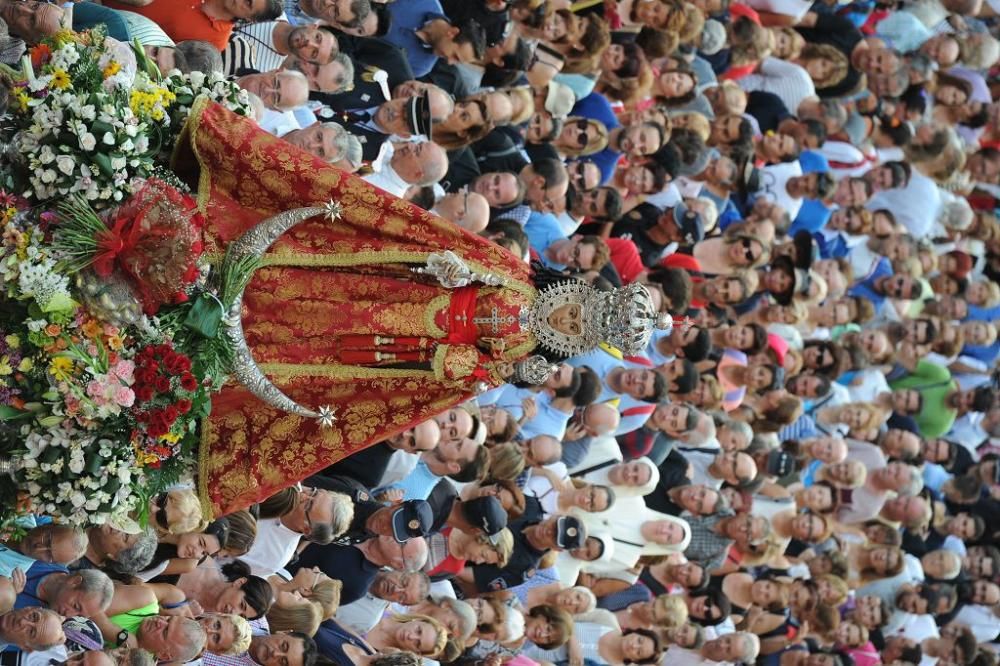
[
  {"left": 155, "top": 375, "right": 171, "bottom": 393},
  {"left": 147, "top": 421, "right": 167, "bottom": 437},
  {"left": 180, "top": 373, "right": 197, "bottom": 391},
  {"left": 163, "top": 405, "right": 179, "bottom": 423},
  {"left": 176, "top": 398, "right": 192, "bottom": 414},
  {"left": 176, "top": 356, "right": 192, "bottom": 373},
  {"left": 135, "top": 386, "right": 154, "bottom": 403}
]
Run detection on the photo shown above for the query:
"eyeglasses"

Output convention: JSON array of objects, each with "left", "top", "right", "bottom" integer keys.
[
  {"left": 302, "top": 488, "right": 320, "bottom": 534},
  {"left": 741, "top": 238, "right": 756, "bottom": 262},
  {"left": 574, "top": 119, "right": 590, "bottom": 148},
  {"left": 155, "top": 492, "right": 170, "bottom": 530}
]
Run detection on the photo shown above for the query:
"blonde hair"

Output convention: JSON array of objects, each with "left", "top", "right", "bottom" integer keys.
[
  {"left": 670, "top": 111, "right": 711, "bottom": 142},
  {"left": 819, "top": 460, "right": 867, "bottom": 488},
  {"left": 500, "top": 87, "right": 535, "bottom": 126},
  {"left": 308, "top": 577, "right": 342, "bottom": 620},
  {"left": 487, "top": 441, "right": 526, "bottom": 482},
  {"left": 654, "top": 594, "right": 689, "bottom": 628},
  {"left": 561, "top": 117, "right": 609, "bottom": 157},
  {"left": 482, "top": 528, "right": 515, "bottom": 568},
  {"left": 801, "top": 44, "right": 849, "bottom": 88},
  {"left": 218, "top": 614, "right": 252, "bottom": 656},
  {"left": 158, "top": 489, "right": 208, "bottom": 536},
  {"left": 388, "top": 614, "right": 449, "bottom": 658},
  {"left": 815, "top": 574, "right": 849, "bottom": 606},
  {"left": 266, "top": 598, "right": 323, "bottom": 635}
]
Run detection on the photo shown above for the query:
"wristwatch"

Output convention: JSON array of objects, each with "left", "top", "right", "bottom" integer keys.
[{"left": 117, "top": 629, "right": 129, "bottom": 647}]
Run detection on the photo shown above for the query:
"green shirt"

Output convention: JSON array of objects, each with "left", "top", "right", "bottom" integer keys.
[
  {"left": 889, "top": 359, "right": 957, "bottom": 438},
  {"left": 105, "top": 601, "right": 160, "bottom": 646}
]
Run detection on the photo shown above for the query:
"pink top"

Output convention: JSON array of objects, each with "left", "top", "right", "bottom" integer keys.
[{"left": 718, "top": 348, "right": 749, "bottom": 411}]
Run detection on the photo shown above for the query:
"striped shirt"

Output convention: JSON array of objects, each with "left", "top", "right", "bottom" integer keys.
[
  {"left": 119, "top": 9, "right": 174, "bottom": 46},
  {"left": 224, "top": 21, "right": 287, "bottom": 75}
]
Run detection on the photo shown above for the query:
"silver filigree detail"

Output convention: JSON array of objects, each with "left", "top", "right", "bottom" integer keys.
[
  {"left": 225, "top": 205, "right": 336, "bottom": 423},
  {"left": 323, "top": 199, "right": 343, "bottom": 220},
  {"left": 411, "top": 251, "right": 506, "bottom": 288},
  {"left": 513, "top": 355, "right": 556, "bottom": 385}
]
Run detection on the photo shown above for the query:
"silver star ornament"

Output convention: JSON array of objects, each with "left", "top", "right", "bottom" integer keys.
[{"left": 317, "top": 405, "right": 338, "bottom": 428}]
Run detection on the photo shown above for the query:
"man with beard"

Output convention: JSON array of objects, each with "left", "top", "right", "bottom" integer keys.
[{"left": 225, "top": 21, "right": 339, "bottom": 74}]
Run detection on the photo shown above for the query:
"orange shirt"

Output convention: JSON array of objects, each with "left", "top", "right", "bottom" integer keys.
[{"left": 103, "top": 0, "right": 233, "bottom": 51}]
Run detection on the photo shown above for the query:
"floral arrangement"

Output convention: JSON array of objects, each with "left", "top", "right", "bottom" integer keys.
[{"left": 0, "top": 28, "right": 253, "bottom": 209}]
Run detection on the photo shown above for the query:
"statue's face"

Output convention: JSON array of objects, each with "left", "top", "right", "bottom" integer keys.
[{"left": 546, "top": 302, "right": 582, "bottom": 336}]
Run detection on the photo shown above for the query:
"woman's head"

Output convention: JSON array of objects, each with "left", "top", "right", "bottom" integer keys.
[
  {"left": 862, "top": 544, "right": 905, "bottom": 578},
  {"left": 553, "top": 586, "right": 597, "bottom": 615},
  {"left": 821, "top": 460, "right": 867, "bottom": 488},
  {"left": 556, "top": 117, "right": 610, "bottom": 157},
  {"left": 621, "top": 628, "right": 666, "bottom": 665},
  {"left": 197, "top": 613, "right": 252, "bottom": 656},
  {"left": 750, "top": 577, "right": 790, "bottom": 612},
  {"left": 266, "top": 593, "right": 323, "bottom": 635},
  {"left": 282, "top": 567, "right": 341, "bottom": 619},
  {"left": 799, "top": 44, "right": 849, "bottom": 88},
  {"left": 388, "top": 614, "right": 449, "bottom": 658},
  {"left": 525, "top": 604, "right": 574, "bottom": 650},
  {"left": 152, "top": 490, "right": 208, "bottom": 536},
  {"left": 461, "top": 527, "right": 515, "bottom": 568},
  {"left": 218, "top": 561, "right": 274, "bottom": 620}
]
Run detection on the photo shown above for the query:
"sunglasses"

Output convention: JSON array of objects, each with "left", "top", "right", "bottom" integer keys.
[{"left": 741, "top": 238, "right": 757, "bottom": 262}]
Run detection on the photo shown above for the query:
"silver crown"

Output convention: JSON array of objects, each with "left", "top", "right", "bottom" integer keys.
[
  {"left": 527, "top": 280, "right": 670, "bottom": 357},
  {"left": 512, "top": 355, "right": 557, "bottom": 385}
]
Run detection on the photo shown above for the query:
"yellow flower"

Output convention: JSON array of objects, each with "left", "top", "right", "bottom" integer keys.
[
  {"left": 107, "top": 334, "right": 124, "bottom": 351},
  {"left": 0, "top": 356, "right": 11, "bottom": 376},
  {"left": 160, "top": 432, "right": 181, "bottom": 444},
  {"left": 102, "top": 61, "right": 121, "bottom": 79},
  {"left": 17, "top": 358, "right": 33, "bottom": 372},
  {"left": 5, "top": 335, "right": 19, "bottom": 349},
  {"left": 15, "top": 91, "right": 29, "bottom": 113},
  {"left": 50, "top": 68, "right": 71, "bottom": 90},
  {"left": 48, "top": 356, "right": 74, "bottom": 381}
]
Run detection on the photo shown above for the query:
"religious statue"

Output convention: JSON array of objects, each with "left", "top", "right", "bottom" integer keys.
[{"left": 174, "top": 100, "right": 669, "bottom": 517}]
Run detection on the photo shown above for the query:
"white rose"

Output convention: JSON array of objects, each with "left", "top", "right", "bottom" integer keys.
[
  {"left": 80, "top": 133, "right": 96, "bottom": 151},
  {"left": 110, "top": 156, "right": 127, "bottom": 170},
  {"left": 40, "top": 169, "right": 57, "bottom": 184},
  {"left": 38, "top": 145, "right": 55, "bottom": 164},
  {"left": 189, "top": 70, "right": 206, "bottom": 88},
  {"left": 71, "top": 492, "right": 87, "bottom": 508},
  {"left": 56, "top": 155, "right": 75, "bottom": 176},
  {"left": 102, "top": 132, "right": 116, "bottom": 145}
]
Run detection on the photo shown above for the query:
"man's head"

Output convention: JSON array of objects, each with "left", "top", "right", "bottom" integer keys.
[
  {"left": 567, "top": 160, "right": 602, "bottom": 192},
  {"left": 369, "top": 534, "right": 430, "bottom": 572},
  {"left": 674, "top": 485, "right": 723, "bottom": 516},
  {"left": 572, "top": 187, "right": 624, "bottom": 223},
  {"left": 521, "top": 159, "right": 569, "bottom": 213},
  {"left": 287, "top": 24, "right": 339, "bottom": 64},
  {"left": 420, "top": 18, "right": 487, "bottom": 65},
  {"left": 283, "top": 487, "right": 354, "bottom": 544},
  {"left": 283, "top": 122, "right": 361, "bottom": 165},
  {"left": 390, "top": 141, "right": 449, "bottom": 187},
  {"left": 546, "top": 234, "right": 610, "bottom": 271},
  {"left": 522, "top": 435, "right": 563, "bottom": 467},
  {"left": 369, "top": 570, "right": 432, "bottom": 604},
  {"left": 702, "top": 632, "right": 760, "bottom": 663},
  {"left": 237, "top": 70, "right": 309, "bottom": 111},
  {"left": 0, "top": 607, "right": 64, "bottom": 651},
  {"left": 433, "top": 191, "right": 491, "bottom": 233},
  {"left": 248, "top": 631, "right": 318, "bottom": 666},
  {"left": 617, "top": 121, "right": 666, "bottom": 158},
  {"left": 711, "top": 451, "right": 758, "bottom": 487},
  {"left": 284, "top": 53, "right": 354, "bottom": 94},
  {"left": 573, "top": 403, "right": 621, "bottom": 437},
  {"left": 137, "top": 616, "right": 207, "bottom": 664},
  {"left": 1, "top": 1, "right": 65, "bottom": 43},
  {"left": 47, "top": 570, "right": 114, "bottom": 618},
  {"left": 20, "top": 524, "right": 87, "bottom": 564},
  {"left": 649, "top": 402, "right": 697, "bottom": 437}
]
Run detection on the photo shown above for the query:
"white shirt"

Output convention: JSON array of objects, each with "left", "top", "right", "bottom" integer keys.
[
  {"left": 378, "top": 449, "right": 421, "bottom": 487},
  {"left": 663, "top": 646, "right": 732, "bottom": 666},
  {"left": 867, "top": 170, "right": 942, "bottom": 240},
  {"left": 953, "top": 604, "right": 1000, "bottom": 642},
  {"left": 260, "top": 108, "right": 302, "bottom": 137},
  {"left": 363, "top": 159, "right": 409, "bottom": 198},
  {"left": 240, "top": 518, "right": 302, "bottom": 576},
  {"left": 755, "top": 161, "right": 803, "bottom": 219},
  {"left": 334, "top": 593, "right": 390, "bottom": 633},
  {"left": 848, "top": 369, "right": 891, "bottom": 403}
]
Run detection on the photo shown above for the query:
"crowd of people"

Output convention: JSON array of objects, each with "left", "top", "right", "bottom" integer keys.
[{"left": 2, "top": 0, "right": 1000, "bottom": 665}]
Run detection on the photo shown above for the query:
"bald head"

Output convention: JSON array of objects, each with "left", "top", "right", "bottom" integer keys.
[
  {"left": 374, "top": 534, "right": 428, "bottom": 571},
  {"left": 391, "top": 140, "right": 449, "bottom": 186},
  {"left": 434, "top": 191, "right": 491, "bottom": 233},
  {"left": 687, "top": 410, "right": 716, "bottom": 445},
  {"left": 581, "top": 403, "right": 620, "bottom": 437},
  {"left": 525, "top": 435, "right": 562, "bottom": 466}
]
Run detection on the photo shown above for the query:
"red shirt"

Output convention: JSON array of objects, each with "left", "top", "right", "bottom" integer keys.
[
  {"left": 104, "top": 0, "right": 234, "bottom": 51},
  {"left": 606, "top": 238, "right": 646, "bottom": 284}
]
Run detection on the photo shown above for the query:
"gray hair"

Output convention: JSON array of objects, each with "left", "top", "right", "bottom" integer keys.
[
  {"left": 76, "top": 569, "right": 115, "bottom": 612},
  {"left": 113, "top": 527, "right": 158, "bottom": 574},
  {"left": 712, "top": 411, "right": 752, "bottom": 448},
  {"left": 317, "top": 122, "right": 363, "bottom": 166},
  {"left": 109, "top": 649, "right": 157, "bottom": 666},
  {"left": 35, "top": 609, "right": 65, "bottom": 650},
  {"left": 440, "top": 598, "right": 477, "bottom": 640},
  {"left": 897, "top": 464, "right": 925, "bottom": 497},
  {"left": 329, "top": 53, "right": 355, "bottom": 93},
  {"left": 308, "top": 491, "right": 355, "bottom": 545},
  {"left": 175, "top": 40, "right": 223, "bottom": 74},
  {"left": 401, "top": 537, "right": 429, "bottom": 571},
  {"left": 173, "top": 618, "right": 208, "bottom": 663},
  {"left": 937, "top": 197, "right": 974, "bottom": 231},
  {"left": 740, "top": 632, "right": 762, "bottom": 662}
]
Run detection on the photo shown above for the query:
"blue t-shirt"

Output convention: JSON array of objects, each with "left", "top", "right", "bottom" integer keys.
[
  {"left": 571, "top": 92, "right": 621, "bottom": 132},
  {"left": 14, "top": 561, "right": 67, "bottom": 610},
  {"left": 524, "top": 212, "right": 567, "bottom": 269},
  {"left": 384, "top": 0, "right": 447, "bottom": 77},
  {"left": 847, "top": 256, "right": 892, "bottom": 308}
]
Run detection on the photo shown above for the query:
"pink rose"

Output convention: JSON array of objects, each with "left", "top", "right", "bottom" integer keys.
[
  {"left": 112, "top": 360, "right": 135, "bottom": 383},
  {"left": 113, "top": 385, "right": 135, "bottom": 407},
  {"left": 86, "top": 380, "right": 105, "bottom": 398}
]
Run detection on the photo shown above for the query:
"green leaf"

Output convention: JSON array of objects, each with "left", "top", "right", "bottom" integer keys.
[
  {"left": 92, "top": 153, "right": 115, "bottom": 178},
  {"left": 40, "top": 292, "right": 78, "bottom": 314}
]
